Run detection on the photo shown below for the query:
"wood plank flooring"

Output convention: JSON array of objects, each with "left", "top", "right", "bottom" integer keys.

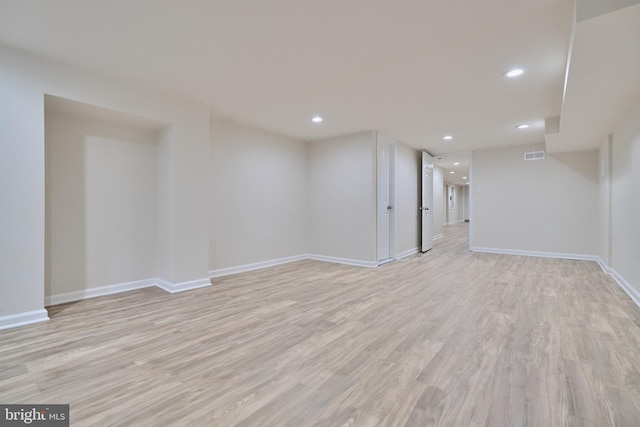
[{"left": 2, "top": 223, "right": 640, "bottom": 426}]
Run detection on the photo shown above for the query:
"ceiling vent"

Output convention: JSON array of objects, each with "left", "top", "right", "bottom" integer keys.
[{"left": 524, "top": 151, "right": 545, "bottom": 161}]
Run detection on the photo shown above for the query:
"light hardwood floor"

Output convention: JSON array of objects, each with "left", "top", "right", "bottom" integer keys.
[{"left": 2, "top": 223, "right": 640, "bottom": 426}]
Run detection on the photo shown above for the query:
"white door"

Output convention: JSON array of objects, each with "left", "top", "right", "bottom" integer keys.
[
  {"left": 377, "top": 139, "right": 391, "bottom": 261},
  {"left": 421, "top": 152, "right": 434, "bottom": 252}
]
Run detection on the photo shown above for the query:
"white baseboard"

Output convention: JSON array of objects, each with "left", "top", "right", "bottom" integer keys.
[
  {"left": 40, "top": 250, "right": 374, "bottom": 311},
  {"left": 155, "top": 277, "right": 211, "bottom": 294},
  {"left": 209, "top": 255, "right": 307, "bottom": 278},
  {"left": 608, "top": 268, "right": 640, "bottom": 309},
  {"left": 433, "top": 234, "right": 444, "bottom": 241},
  {"left": 45, "top": 278, "right": 157, "bottom": 306},
  {"left": 470, "top": 246, "right": 599, "bottom": 262},
  {"left": 592, "top": 256, "right": 640, "bottom": 310},
  {"left": 306, "top": 254, "right": 378, "bottom": 268},
  {"left": 46, "top": 276, "right": 212, "bottom": 306},
  {"left": 7, "top": 251, "right": 382, "bottom": 331},
  {"left": 211, "top": 253, "right": 379, "bottom": 278},
  {"left": 471, "top": 248, "right": 640, "bottom": 310},
  {"left": 396, "top": 247, "right": 419, "bottom": 259},
  {"left": 212, "top": 253, "right": 378, "bottom": 273},
  {"left": 595, "top": 257, "right": 611, "bottom": 274},
  {"left": 0, "top": 309, "right": 49, "bottom": 331}
]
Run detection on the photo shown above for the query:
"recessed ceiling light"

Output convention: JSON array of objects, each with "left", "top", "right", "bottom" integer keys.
[
  {"left": 443, "top": 135, "right": 453, "bottom": 140},
  {"left": 462, "top": 176, "right": 467, "bottom": 180},
  {"left": 503, "top": 68, "right": 524, "bottom": 78},
  {"left": 449, "top": 171, "right": 455, "bottom": 174},
  {"left": 516, "top": 123, "right": 530, "bottom": 129},
  {"left": 453, "top": 162, "right": 460, "bottom": 166},
  {"left": 311, "top": 115, "right": 323, "bottom": 123},
  {"left": 466, "top": 181, "right": 470, "bottom": 185}
]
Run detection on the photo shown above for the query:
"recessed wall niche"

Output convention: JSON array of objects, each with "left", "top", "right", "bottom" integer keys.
[{"left": 44, "top": 95, "right": 167, "bottom": 304}]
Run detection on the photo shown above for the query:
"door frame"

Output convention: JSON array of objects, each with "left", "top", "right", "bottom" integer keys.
[
  {"left": 421, "top": 151, "right": 434, "bottom": 252},
  {"left": 376, "top": 134, "right": 396, "bottom": 264}
]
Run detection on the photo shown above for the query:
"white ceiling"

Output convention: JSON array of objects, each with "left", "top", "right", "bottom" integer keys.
[
  {"left": 1, "top": 0, "right": 638, "bottom": 161},
  {"left": 433, "top": 152, "right": 471, "bottom": 187},
  {"left": 546, "top": 2, "right": 640, "bottom": 152}
]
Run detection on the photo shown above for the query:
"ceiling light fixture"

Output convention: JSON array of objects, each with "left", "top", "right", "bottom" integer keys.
[
  {"left": 462, "top": 176, "right": 467, "bottom": 180},
  {"left": 311, "top": 115, "right": 323, "bottom": 123},
  {"left": 516, "top": 123, "right": 530, "bottom": 129},
  {"left": 453, "top": 162, "right": 460, "bottom": 166},
  {"left": 449, "top": 171, "right": 455, "bottom": 174},
  {"left": 503, "top": 68, "right": 524, "bottom": 78},
  {"left": 443, "top": 135, "right": 453, "bottom": 140}
]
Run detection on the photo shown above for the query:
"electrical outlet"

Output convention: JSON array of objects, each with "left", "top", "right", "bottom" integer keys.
[
  {"left": 545, "top": 225, "right": 553, "bottom": 233},
  {"left": 265, "top": 231, "right": 272, "bottom": 240}
]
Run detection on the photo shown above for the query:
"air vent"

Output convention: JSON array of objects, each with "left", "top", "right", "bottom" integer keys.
[{"left": 524, "top": 151, "right": 545, "bottom": 161}]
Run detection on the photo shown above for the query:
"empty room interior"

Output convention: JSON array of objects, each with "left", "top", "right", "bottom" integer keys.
[{"left": 1, "top": 0, "right": 640, "bottom": 425}]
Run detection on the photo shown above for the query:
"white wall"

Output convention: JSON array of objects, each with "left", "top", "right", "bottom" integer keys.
[
  {"left": 597, "top": 136, "right": 612, "bottom": 265},
  {"left": 210, "top": 117, "right": 307, "bottom": 271},
  {"left": 462, "top": 185, "right": 470, "bottom": 221},
  {"left": 45, "top": 108, "right": 158, "bottom": 297},
  {"left": 0, "top": 49, "right": 45, "bottom": 321},
  {"left": 610, "top": 99, "right": 640, "bottom": 298},
  {"left": 0, "top": 45, "right": 210, "bottom": 326},
  {"left": 308, "top": 132, "right": 377, "bottom": 264},
  {"left": 394, "top": 142, "right": 421, "bottom": 255},
  {"left": 445, "top": 184, "right": 463, "bottom": 225},
  {"left": 433, "top": 166, "right": 445, "bottom": 238},
  {"left": 156, "top": 126, "right": 175, "bottom": 282},
  {"left": 472, "top": 143, "right": 599, "bottom": 256}
]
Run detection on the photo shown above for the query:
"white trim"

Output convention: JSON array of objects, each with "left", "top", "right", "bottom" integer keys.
[
  {"left": 396, "top": 247, "right": 419, "bottom": 259},
  {"left": 468, "top": 151, "right": 474, "bottom": 250},
  {"left": 45, "top": 278, "right": 157, "bottom": 306},
  {"left": 390, "top": 140, "right": 397, "bottom": 261},
  {"left": 433, "top": 233, "right": 444, "bottom": 241},
  {"left": 595, "top": 257, "right": 611, "bottom": 274},
  {"left": 0, "top": 309, "right": 49, "bottom": 331},
  {"left": 213, "top": 253, "right": 380, "bottom": 276},
  {"left": 592, "top": 256, "right": 640, "bottom": 310},
  {"left": 209, "top": 255, "right": 307, "bottom": 278},
  {"left": 470, "top": 248, "right": 640, "bottom": 310},
  {"left": 470, "top": 246, "right": 600, "bottom": 262},
  {"left": 46, "top": 276, "right": 212, "bottom": 305},
  {"left": 608, "top": 268, "right": 640, "bottom": 309},
  {"left": 213, "top": 253, "right": 380, "bottom": 278},
  {"left": 155, "top": 277, "right": 211, "bottom": 294},
  {"left": 306, "top": 254, "right": 378, "bottom": 268}
]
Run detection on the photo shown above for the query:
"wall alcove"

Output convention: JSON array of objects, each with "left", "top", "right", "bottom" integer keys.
[{"left": 44, "top": 95, "right": 167, "bottom": 306}]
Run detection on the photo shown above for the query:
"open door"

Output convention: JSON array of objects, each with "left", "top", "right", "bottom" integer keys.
[{"left": 421, "top": 152, "right": 434, "bottom": 252}]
